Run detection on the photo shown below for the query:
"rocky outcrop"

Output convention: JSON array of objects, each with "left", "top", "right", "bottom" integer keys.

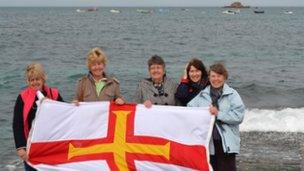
[{"left": 224, "top": 2, "right": 250, "bottom": 8}]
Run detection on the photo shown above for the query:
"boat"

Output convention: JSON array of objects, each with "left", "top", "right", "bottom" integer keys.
[
  {"left": 110, "top": 9, "right": 121, "bottom": 14},
  {"left": 253, "top": 8, "right": 264, "bottom": 14},
  {"left": 181, "top": 8, "right": 189, "bottom": 11},
  {"left": 76, "top": 9, "right": 86, "bottom": 13},
  {"left": 254, "top": 10, "right": 264, "bottom": 14},
  {"left": 283, "top": 10, "right": 293, "bottom": 14},
  {"left": 136, "top": 9, "right": 153, "bottom": 14},
  {"left": 87, "top": 7, "right": 98, "bottom": 12},
  {"left": 158, "top": 8, "right": 169, "bottom": 13},
  {"left": 222, "top": 9, "right": 240, "bottom": 15},
  {"left": 76, "top": 8, "right": 98, "bottom": 13}
]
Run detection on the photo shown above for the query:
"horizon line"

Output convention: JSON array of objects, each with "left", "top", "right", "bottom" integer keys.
[{"left": 0, "top": 5, "right": 303, "bottom": 7}]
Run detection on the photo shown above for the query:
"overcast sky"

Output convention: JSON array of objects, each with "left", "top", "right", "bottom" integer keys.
[{"left": 1, "top": 0, "right": 303, "bottom": 7}]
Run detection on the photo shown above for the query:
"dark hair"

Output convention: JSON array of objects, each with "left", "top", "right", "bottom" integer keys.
[
  {"left": 148, "top": 55, "right": 165, "bottom": 68},
  {"left": 209, "top": 63, "right": 228, "bottom": 79},
  {"left": 186, "top": 58, "right": 208, "bottom": 85}
]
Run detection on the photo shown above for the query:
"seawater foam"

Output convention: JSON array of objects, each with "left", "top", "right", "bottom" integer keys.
[{"left": 240, "top": 107, "right": 304, "bottom": 132}]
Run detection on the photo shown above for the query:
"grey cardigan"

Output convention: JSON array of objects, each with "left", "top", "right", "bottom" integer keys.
[{"left": 134, "top": 77, "right": 179, "bottom": 106}]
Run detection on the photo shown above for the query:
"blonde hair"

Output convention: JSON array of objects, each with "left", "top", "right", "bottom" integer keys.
[
  {"left": 25, "top": 63, "right": 47, "bottom": 83},
  {"left": 86, "top": 47, "right": 107, "bottom": 69}
]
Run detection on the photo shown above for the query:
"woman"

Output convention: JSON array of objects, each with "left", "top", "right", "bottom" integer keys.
[
  {"left": 134, "top": 55, "right": 178, "bottom": 107},
  {"left": 74, "top": 47, "right": 124, "bottom": 104},
  {"left": 13, "top": 63, "right": 63, "bottom": 171},
  {"left": 188, "top": 63, "right": 245, "bottom": 171},
  {"left": 175, "top": 58, "right": 209, "bottom": 106}
]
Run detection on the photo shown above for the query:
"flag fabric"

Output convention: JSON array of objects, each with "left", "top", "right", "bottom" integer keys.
[{"left": 27, "top": 99, "right": 214, "bottom": 171}]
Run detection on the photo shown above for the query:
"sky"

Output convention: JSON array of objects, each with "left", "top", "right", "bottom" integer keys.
[{"left": 0, "top": 0, "right": 303, "bottom": 7}]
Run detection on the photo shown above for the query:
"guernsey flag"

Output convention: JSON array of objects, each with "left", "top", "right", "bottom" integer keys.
[{"left": 27, "top": 100, "right": 214, "bottom": 171}]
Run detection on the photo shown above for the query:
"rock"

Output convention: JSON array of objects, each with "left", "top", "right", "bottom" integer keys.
[
  {"left": 300, "top": 143, "right": 304, "bottom": 170},
  {"left": 224, "top": 1, "right": 250, "bottom": 8}
]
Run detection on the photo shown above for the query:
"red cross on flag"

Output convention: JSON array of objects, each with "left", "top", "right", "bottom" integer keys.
[{"left": 27, "top": 100, "right": 214, "bottom": 171}]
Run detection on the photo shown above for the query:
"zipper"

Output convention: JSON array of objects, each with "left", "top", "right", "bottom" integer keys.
[{"left": 216, "top": 123, "right": 229, "bottom": 153}]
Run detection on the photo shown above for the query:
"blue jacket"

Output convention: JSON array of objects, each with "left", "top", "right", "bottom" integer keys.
[{"left": 187, "top": 84, "right": 245, "bottom": 155}]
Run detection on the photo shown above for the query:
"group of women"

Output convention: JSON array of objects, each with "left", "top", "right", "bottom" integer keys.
[{"left": 13, "top": 47, "right": 245, "bottom": 171}]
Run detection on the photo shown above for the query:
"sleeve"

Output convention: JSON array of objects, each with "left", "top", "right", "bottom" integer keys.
[
  {"left": 133, "top": 82, "right": 143, "bottom": 104},
  {"left": 175, "top": 80, "right": 191, "bottom": 105},
  {"left": 56, "top": 93, "right": 64, "bottom": 102},
  {"left": 74, "top": 80, "right": 83, "bottom": 101},
  {"left": 12, "top": 95, "right": 27, "bottom": 149},
  {"left": 216, "top": 91, "right": 245, "bottom": 125},
  {"left": 114, "top": 82, "right": 124, "bottom": 101}
]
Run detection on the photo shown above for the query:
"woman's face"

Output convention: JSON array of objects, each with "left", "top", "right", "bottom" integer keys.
[
  {"left": 209, "top": 71, "right": 225, "bottom": 88},
  {"left": 28, "top": 77, "right": 44, "bottom": 91},
  {"left": 188, "top": 65, "right": 202, "bottom": 83},
  {"left": 149, "top": 64, "right": 165, "bottom": 82},
  {"left": 90, "top": 62, "right": 105, "bottom": 79}
]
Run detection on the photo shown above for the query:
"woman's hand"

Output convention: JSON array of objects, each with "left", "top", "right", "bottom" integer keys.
[
  {"left": 17, "top": 148, "right": 28, "bottom": 161},
  {"left": 72, "top": 100, "right": 80, "bottom": 106},
  {"left": 143, "top": 100, "right": 152, "bottom": 108},
  {"left": 183, "top": 62, "right": 189, "bottom": 79},
  {"left": 209, "top": 105, "right": 219, "bottom": 116},
  {"left": 40, "top": 97, "right": 48, "bottom": 103},
  {"left": 115, "top": 98, "right": 125, "bottom": 105}
]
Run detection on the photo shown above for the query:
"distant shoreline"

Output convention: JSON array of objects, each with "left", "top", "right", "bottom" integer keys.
[{"left": 0, "top": 6, "right": 303, "bottom": 8}]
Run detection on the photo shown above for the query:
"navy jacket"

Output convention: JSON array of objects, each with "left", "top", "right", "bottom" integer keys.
[{"left": 175, "top": 78, "right": 207, "bottom": 106}]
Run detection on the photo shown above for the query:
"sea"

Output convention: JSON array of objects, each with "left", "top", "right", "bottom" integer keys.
[{"left": 0, "top": 7, "right": 303, "bottom": 170}]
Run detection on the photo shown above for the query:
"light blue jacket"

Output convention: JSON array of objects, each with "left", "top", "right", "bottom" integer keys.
[{"left": 187, "top": 84, "right": 245, "bottom": 155}]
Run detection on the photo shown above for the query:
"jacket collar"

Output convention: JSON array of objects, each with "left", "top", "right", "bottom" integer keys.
[
  {"left": 200, "top": 83, "right": 233, "bottom": 97},
  {"left": 144, "top": 76, "right": 168, "bottom": 85},
  {"left": 87, "top": 72, "right": 112, "bottom": 84}
]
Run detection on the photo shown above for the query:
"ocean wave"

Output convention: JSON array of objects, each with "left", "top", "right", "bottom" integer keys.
[
  {"left": 67, "top": 73, "right": 85, "bottom": 80},
  {"left": 240, "top": 107, "right": 304, "bottom": 132},
  {"left": 237, "top": 83, "right": 304, "bottom": 108}
]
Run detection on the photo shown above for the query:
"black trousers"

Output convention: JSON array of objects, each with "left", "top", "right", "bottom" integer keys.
[
  {"left": 24, "top": 161, "right": 37, "bottom": 171},
  {"left": 210, "top": 140, "right": 236, "bottom": 171}
]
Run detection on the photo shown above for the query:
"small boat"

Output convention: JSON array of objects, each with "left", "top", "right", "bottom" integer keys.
[
  {"left": 222, "top": 9, "right": 240, "bottom": 15},
  {"left": 87, "top": 7, "right": 98, "bottom": 12},
  {"left": 76, "top": 9, "right": 86, "bottom": 13},
  {"left": 253, "top": 8, "right": 264, "bottom": 14},
  {"left": 77, "top": 8, "right": 98, "bottom": 13},
  {"left": 136, "top": 9, "right": 153, "bottom": 14},
  {"left": 284, "top": 10, "right": 293, "bottom": 14},
  {"left": 181, "top": 8, "right": 189, "bottom": 12},
  {"left": 110, "top": 9, "right": 121, "bottom": 14},
  {"left": 158, "top": 8, "right": 169, "bottom": 13}
]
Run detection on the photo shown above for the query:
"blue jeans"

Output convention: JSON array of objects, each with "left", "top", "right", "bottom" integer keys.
[{"left": 24, "top": 161, "right": 37, "bottom": 171}]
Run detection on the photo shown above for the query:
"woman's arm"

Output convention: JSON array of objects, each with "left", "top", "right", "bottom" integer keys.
[
  {"left": 175, "top": 79, "right": 191, "bottom": 105},
  {"left": 133, "top": 82, "right": 143, "bottom": 104},
  {"left": 217, "top": 91, "right": 245, "bottom": 125},
  {"left": 74, "top": 80, "right": 83, "bottom": 102},
  {"left": 114, "top": 82, "right": 125, "bottom": 105},
  {"left": 12, "top": 95, "right": 27, "bottom": 150},
  {"left": 57, "top": 93, "right": 64, "bottom": 102}
]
